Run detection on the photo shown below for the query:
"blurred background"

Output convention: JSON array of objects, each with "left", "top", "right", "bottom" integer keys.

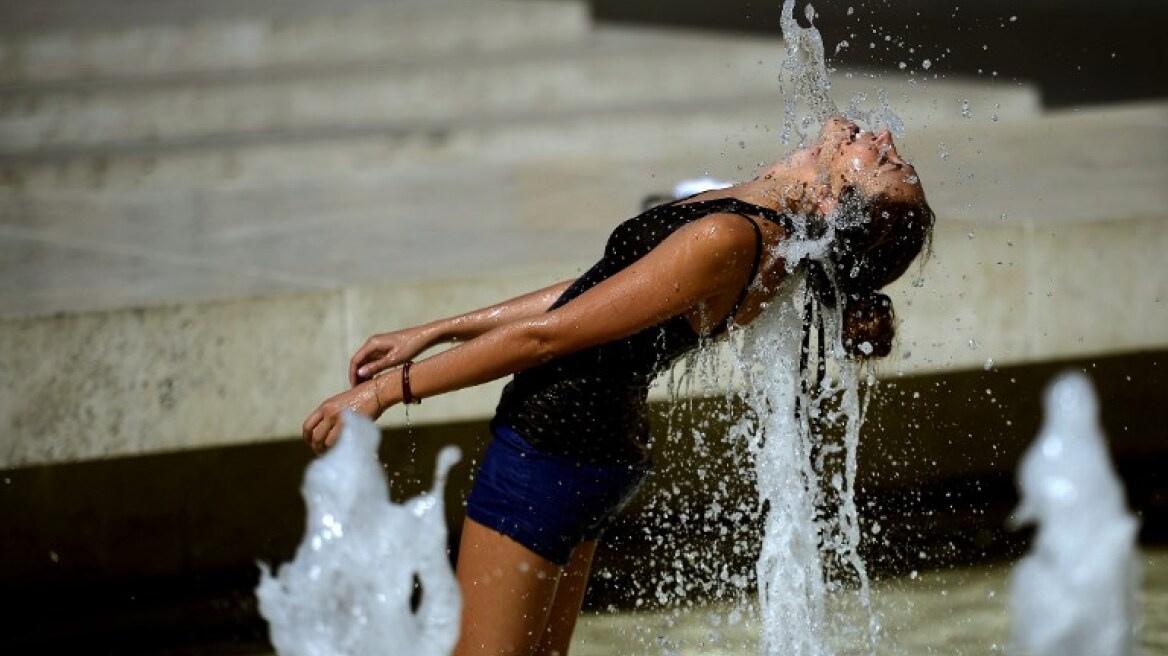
[{"left": 0, "top": 0, "right": 1165, "bottom": 653}]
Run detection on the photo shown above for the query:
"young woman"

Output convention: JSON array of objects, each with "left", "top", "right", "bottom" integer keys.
[{"left": 302, "top": 116, "right": 934, "bottom": 656}]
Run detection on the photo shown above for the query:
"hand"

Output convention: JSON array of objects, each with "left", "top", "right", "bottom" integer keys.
[
  {"left": 302, "top": 379, "right": 387, "bottom": 454},
  {"left": 350, "top": 329, "right": 430, "bottom": 387}
]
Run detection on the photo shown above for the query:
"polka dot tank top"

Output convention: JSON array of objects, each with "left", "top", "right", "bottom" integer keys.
[{"left": 492, "top": 198, "right": 791, "bottom": 464}]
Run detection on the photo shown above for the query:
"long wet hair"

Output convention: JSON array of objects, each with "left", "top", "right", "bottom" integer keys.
[{"left": 807, "top": 186, "right": 935, "bottom": 360}]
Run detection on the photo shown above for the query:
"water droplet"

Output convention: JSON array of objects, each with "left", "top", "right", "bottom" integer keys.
[
  {"left": 898, "top": 61, "right": 907, "bottom": 70},
  {"left": 960, "top": 99, "right": 973, "bottom": 119},
  {"left": 967, "top": 231, "right": 975, "bottom": 240},
  {"left": 922, "top": 59, "right": 932, "bottom": 70},
  {"left": 968, "top": 338, "right": 979, "bottom": 350},
  {"left": 1000, "top": 212, "right": 1008, "bottom": 221},
  {"left": 938, "top": 142, "right": 950, "bottom": 160},
  {"left": 985, "top": 358, "right": 996, "bottom": 370},
  {"left": 1009, "top": 15, "right": 1018, "bottom": 22}
]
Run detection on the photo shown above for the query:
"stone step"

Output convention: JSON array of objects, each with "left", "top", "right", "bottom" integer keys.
[
  {"left": 4, "top": 103, "right": 1162, "bottom": 323},
  {"left": 0, "top": 0, "right": 591, "bottom": 83},
  {"left": 0, "top": 27, "right": 1040, "bottom": 155},
  {"left": 0, "top": 29, "right": 775, "bottom": 153},
  {"left": 3, "top": 102, "right": 1159, "bottom": 315},
  {"left": 2, "top": 100, "right": 1168, "bottom": 464},
  {"left": 0, "top": 83, "right": 1039, "bottom": 194},
  {"left": 2, "top": 208, "right": 1165, "bottom": 468}
]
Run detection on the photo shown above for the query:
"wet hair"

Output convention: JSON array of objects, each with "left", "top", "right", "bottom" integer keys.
[{"left": 809, "top": 186, "right": 935, "bottom": 359}]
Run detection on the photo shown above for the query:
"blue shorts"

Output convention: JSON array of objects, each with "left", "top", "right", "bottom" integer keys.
[{"left": 465, "top": 423, "right": 650, "bottom": 567}]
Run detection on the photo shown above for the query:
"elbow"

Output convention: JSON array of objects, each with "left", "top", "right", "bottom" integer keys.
[{"left": 517, "top": 318, "right": 566, "bottom": 366}]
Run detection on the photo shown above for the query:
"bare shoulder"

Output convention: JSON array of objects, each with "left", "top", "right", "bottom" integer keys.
[{"left": 670, "top": 212, "right": 761, "bottom": 253}]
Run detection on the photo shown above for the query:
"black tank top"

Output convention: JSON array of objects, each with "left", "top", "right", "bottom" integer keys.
[{"left": 492, "top": 198, "right": 792, "bottom": 464}]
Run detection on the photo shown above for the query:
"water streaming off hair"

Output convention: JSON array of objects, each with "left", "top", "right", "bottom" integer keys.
[{"left": 730, "top": 276, "right": 879, "bottom": 656}]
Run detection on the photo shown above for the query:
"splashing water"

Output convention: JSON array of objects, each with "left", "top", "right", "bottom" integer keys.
[
  {"left": 728, "top": 268, "right": 877, "bottom": 656},
  {"left": 779, "top": 0, "right": 905, "bottom": 145},
  {"left": 1010, "top": 372, "right": 1141, "bottom": 656},
  {"left": 256, "top": 411, "right": 461, "bottom": 656},
  {"left": 779, "top": 0, "right": 838, "bottom": 146}
]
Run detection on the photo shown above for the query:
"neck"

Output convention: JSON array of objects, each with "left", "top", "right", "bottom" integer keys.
[{"left": 732, "top": 156, "right": 819, "bottom": 213}]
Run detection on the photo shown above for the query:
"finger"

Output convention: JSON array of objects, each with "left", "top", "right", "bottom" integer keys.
[
  {"left": 312, "top": 417, "right": 333, "bottom": 454},
  {"left": 350, "top": 335, "right": 380, "bottom": 374},
  {"left": 355, "top": 356, "right": 394, "bottom": 385},
  {"left": 350, "top": 344, "right": 377, "bottom": 386},
  {"left": 324, "top": 422, "right": 342, "bottom": 451},
  {"left": 303, "top": 409, "right": 323, "bottom": 444},
  {"left": 351, "top": 345, "right": 389, "bottom": 386}
]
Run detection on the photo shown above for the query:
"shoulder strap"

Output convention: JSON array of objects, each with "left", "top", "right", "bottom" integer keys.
[
  {"left": 719, "top": 210, "right": 766, "bottom": 329},
  {"left": 710, "top": 212, "right": 764, "bottom": 336}
]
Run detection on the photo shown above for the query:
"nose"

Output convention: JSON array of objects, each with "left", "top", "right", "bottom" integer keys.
[{"left": 874, "top": 130, "right": 893, "bottom": 145}]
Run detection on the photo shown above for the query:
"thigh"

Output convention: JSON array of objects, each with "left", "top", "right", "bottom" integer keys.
[
  {"left": 454, "top": 517, "right": 563, "bottom": 656},
  {"left": 536, "top": 540, "right": 598, "bottom": 656}
]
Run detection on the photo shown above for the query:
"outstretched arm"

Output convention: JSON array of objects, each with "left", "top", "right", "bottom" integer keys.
[
  {"left": 305, "top": 214, "right": 761, "bottom": 452},
  {"left": 349, "top": 278, "right": 575, "bottom": 386}
]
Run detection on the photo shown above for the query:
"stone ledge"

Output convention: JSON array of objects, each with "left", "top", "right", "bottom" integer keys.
[{"left": 2, "top": 212, "right": 1165, "bottom": 468}]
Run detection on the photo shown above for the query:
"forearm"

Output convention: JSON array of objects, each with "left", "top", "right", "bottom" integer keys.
[
  {"left": 421, "top": 278, "right": 574, "bottom": 344},
  {"left": 375, "top": 318, "right": 555, "bottom": 406}
]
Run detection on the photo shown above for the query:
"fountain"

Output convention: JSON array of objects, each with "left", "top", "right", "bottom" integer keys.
[
  {"left": 256, "top": 411, "right": 461, "bottom": 656},
  {"left": 1010, "top": 372, "right": 1141, "bottom": 656},
  {"left": 255, "top": 2, "right": 897, "bottom": 653},
  {"left": 253, "top": 4, "right": 1154, "bottom": 655}
]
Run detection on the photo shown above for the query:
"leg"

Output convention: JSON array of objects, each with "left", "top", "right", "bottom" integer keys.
[
  {"left": 534, "top": 540, "right": 598, "bottom": 656},
  {"left": 454, "top": 517, "right": 563, "bottom": 656}
]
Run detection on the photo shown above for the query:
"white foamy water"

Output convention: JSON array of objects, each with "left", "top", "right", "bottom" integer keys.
[
  {"left": 1011, "top": 372, "right": 1141, "bottom": 656},
  {"left": 256, "top": 411, "right": 461, "bottom": 656},
  {"left": 729, "top": 271, "right": 876, "bottom": 656}
]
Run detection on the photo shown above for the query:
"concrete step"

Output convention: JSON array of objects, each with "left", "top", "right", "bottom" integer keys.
[
  {"left": 0, "top": 75, "right": 1040, "bottom": 193},
  {"left": 1, "top": 102, "right": 1165, "bottom": 467},
  {"left": 0, "top": 96, "right": 783, "bottom": 193},
  {"left": 0, "top": 0, "right": 591, "bottom": 83},
  {"left": 0, "top": 29, "right": 778, "bottom": 153},
  {"left": 2, "top": 211, "right": 1165, "bottom": 468},
  {"left": 3, "top": 103, "right": 1162, "bottom": 318},
  {"left": 3, "top": 102, "right": 1159, "bottom": 315},
  {"left": 0, "top": 28, "right": 1040, "bottom": 155}
]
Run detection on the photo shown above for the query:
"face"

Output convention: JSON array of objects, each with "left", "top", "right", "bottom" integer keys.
[{"left": 813, "top": 116, "right": 923, "bottom": 206}]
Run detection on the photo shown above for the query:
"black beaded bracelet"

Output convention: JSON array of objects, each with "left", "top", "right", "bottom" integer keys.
[{"left": 401, "top": 361, "right": 421, "bottom": 405}]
